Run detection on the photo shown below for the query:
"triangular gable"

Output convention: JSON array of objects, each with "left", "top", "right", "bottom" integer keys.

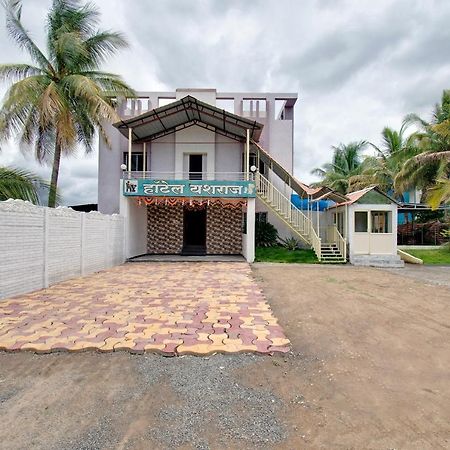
[{"left": 113, "top": 95, "right": 264, "bottom": 143}]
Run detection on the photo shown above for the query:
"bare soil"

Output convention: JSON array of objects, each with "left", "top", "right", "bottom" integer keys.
[{"left": 0, "top": 264, "right": 449, "bottom": 449}]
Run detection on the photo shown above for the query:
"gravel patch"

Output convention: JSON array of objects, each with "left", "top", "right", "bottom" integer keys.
[
  {"left": 135, "top": 354, "right": 287, "bottom": 449},
  {"left": 57, "top": 417, "right": 119, "bottom": 450},
  {"left": 0, "top": 387, "right": 19, "bottom": 405}
]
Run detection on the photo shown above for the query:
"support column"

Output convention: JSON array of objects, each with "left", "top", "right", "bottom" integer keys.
[
  {"left": 245, "top": 128, "right": 250, "bottom": 180},
  {"left": 127, "top": 127, "right": 132, "bottom": 177},
  {"left": 317, "top": 201, "right": 320, "bottom": 238},
  {"left": 119, "top": 179, "right": 130, "bottom": 258},
  {"left": 143, "top": 142, "right": 147, "bottom": 177},
  {"left": 245, "top": 197, "right": 256, "bottom": 263}
]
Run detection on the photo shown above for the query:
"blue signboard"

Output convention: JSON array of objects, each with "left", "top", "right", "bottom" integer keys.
[{"left": 123, "top": 179, "right": 256, "bottom": 198}]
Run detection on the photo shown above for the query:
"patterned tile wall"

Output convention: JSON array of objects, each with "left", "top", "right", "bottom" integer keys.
[
  {"left": 147, "top": 204, "right": 183, "bottom": 254},
  {"left": 147, "top": 203, "right": 243, "bottom": 255},
  {"left": 206, "top": 204, "right": 243, "bottom": 254}
]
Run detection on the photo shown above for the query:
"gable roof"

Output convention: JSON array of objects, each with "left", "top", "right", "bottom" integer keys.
[
  {"left": 113, "top": 95, "right": 264, "bottom": 143},
  {"left": 334, "top": 186, "right": 400, "bottom": 207}
]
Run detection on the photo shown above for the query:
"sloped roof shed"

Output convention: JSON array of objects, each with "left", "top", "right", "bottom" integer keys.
[{"left": 113, "top": 95, "right": 264, "bottom": 143}]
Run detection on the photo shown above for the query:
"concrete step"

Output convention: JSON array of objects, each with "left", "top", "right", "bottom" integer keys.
[{"left": 350, "top": 255, "right": 405, "bottom": 268}]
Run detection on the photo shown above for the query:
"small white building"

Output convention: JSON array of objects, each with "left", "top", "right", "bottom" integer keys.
[{"left": 329, "top": 186, "right": 404, "bottom": 267}]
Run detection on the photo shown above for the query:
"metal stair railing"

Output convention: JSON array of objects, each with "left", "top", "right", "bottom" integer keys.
[
  {"left": 335, "top": 226, "right": 347, "bottom": 261},
  {"left": 256, "top": 173, "right": 322, "bottom": 260},
  {"left": 325, "top": 225, "right": 347, "bottom": 261}
]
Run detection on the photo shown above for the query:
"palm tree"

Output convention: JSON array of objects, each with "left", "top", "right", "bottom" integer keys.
[
  {"left": 0, "top": 0, "right": 134, "bottom": 206},
  {"left": 394, "top": 90, "right": 450, "bottom": 196},
  {"left": 311, "top": 141, "right": 367, "bottom": 194},
  {"left": 427, "top": 179, "right": 450, "bottom": 210},
  {"left": 350, "top": 122, "right": 417, "bottom": 194},
  {"left": 0, "top": 166, "right": 51, "bottom": 203}
]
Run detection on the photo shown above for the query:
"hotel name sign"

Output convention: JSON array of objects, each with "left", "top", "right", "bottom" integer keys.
[{"left": 123, "top": 179, "right": 256, "bottom": 198}]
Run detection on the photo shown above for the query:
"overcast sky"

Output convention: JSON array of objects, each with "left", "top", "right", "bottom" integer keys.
[{"left": 1, "top": 0, "right": 450, "bottom": 205}]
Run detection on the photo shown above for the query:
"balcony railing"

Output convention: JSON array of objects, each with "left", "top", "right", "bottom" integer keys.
[{"left": 122, "top": 171, "right": 248, "bottom": 181}]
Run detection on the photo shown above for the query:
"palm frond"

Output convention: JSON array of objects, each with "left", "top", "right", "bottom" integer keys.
[
  {"left": 0, "top": 165, "right": 46, "bottom": 203},
  {"left": 427, "top": 179, "right": 450, "bottom": 210},
  {"left": 414, "top": 151, "right": 450, "bottom": 164},
  {"left": 83, "top": 31, "right": 129, "bottom": 67},
  {"left": 403, "top": 112, "right": 429, "bottom": 129},
  {"left": 2, "top": 0, "right": 54, "bottom": 74},
  {"left": 0, "top": 63, "right": 43, "bottom": 82}
]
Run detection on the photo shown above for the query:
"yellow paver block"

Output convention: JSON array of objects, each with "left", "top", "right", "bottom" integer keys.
[
  {"left": 100, "top": 338, "right": 125, "bottom": 351},
  {"left": 20, "top": 342, "right": 52, "bottom": 353},
  {"left": 269, "top": 337, "right": 291, "bottom": 347}
]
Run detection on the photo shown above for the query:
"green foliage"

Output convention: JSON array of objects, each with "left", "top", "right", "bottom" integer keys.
[
  {"left": 311, "top": 141, "right": 368, "bottom": 194},
  {"left": 313, "top": 90, "right": 450, "bottom": 207},
  {"left": 414, "top": 209, "right": 445, "bottom": 223},
  {"left": 255, "top": 221, "right": 278, "bottom": 247},
  {"left": 0, "top": 166, "right": 50, "bottom": 204},
  {"left": 394, "top": 90, "right": 450, "bottom": 198},
  {"left": 0, "top": 0, "right": 134, "bottom": 206},
  {"left": 255, "top": 246, "right": 318, "bottom": 263},
  {"left": 351, "top": 121, "right": 417, "bottom": 194},
  {"left": 427, "top": 179, "right": 450, "bottom": 210},
  {"left": 278, "top": 236, "right": 300, "bottom": 251}
]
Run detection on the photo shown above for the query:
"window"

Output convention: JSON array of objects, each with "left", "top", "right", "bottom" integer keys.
[
  {"left": 354, "top": 211, "right": 368, "bottom": 232},
  {"left": 188, "top": 154, "right": 203, "bottom": 180},
  {"left": 371, "top": 211, "right": 391, "bottom": 233},
  {"left": 123, "top": 152, "right": 144, "bottom": 172}
]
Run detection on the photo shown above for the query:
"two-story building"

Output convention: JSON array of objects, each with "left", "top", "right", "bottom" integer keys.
[{"left": 98, "top": 88, "right": 299, "bottom": 262}]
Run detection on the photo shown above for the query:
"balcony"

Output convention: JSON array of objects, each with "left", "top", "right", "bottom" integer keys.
[{"left": 122, "top": 171, "right": 248, "bottom": 181}]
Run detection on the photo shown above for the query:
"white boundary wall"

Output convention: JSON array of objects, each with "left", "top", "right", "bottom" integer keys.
[{"left": 0, "top": 200, "right": 125, "bottom": 300}]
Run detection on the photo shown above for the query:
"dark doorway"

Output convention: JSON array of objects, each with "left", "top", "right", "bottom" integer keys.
[
  {"left": 183, "top": 207, "right": 207, "bottom": 255},
  {"left": 189, "top": 154, "right": 203, "bottom": 180}
]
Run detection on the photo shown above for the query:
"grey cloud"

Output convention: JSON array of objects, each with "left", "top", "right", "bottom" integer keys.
[{"left": 1, "top": 0, "right": 450, "bottom": 195}]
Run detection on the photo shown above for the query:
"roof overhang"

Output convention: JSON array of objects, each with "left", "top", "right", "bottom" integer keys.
[{"left": 113, "top": 95, "right": 264, "bottom": 143}]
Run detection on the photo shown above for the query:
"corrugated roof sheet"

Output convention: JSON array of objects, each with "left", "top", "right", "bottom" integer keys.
[{"left": 113, "top": 95, "right": 264, "bottom": 143}]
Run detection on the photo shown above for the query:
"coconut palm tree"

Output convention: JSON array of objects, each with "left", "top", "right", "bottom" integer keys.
[
  {"left": 0, "top": 0, "right": 134, "bottom": 207},
  {"left": 394, "top": 91, "right": 450, "bottom": 196},
  {"left": 311, "top": 141, "right": 367, "bottom": 194},
  {"left": 0, "top": 166, "right": 51, "bottom": 203},
  {"left": 350, "top": 122, "right": 417, "bottom": 194}
]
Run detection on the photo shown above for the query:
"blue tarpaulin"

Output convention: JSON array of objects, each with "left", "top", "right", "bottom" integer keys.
[{"left": 291, "top": 195, "right": 333, "bottom": 211}]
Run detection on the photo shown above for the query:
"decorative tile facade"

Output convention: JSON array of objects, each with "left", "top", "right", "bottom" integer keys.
[
  {"left": 147, "top": 203, "right": 243, "bottom": 255},
  {"left": 147, "top": 204, "right": 183, "bottom": 254},
  {"left": 206, "top": 204, "right": 243, "bottom": 255}
]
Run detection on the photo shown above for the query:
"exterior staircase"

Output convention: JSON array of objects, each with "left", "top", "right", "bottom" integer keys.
[
  {"left": 255, "top": 172, "right": 347, "bottom": 263},
  {"left": 320, "top": 243, "right": 346, "bottom": 263}
]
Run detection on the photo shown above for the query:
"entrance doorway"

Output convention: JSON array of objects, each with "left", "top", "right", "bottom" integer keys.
[
  {"left": 189, "top": 154, "right": 203, "bottom": 180},
  {"left": 183, "top": 207, "right": 207, "bottom": 255}
]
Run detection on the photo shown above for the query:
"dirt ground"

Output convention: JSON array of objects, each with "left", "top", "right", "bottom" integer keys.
[{"left": 0, "top": 264, "right": 449, "bottom": 449}]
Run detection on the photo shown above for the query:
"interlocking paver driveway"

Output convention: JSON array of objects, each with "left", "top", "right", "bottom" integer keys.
[{"left": 0, "top": 262, "right": 290, "bottom": 355}]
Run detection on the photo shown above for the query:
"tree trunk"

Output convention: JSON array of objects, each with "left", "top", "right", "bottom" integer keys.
[{"left": 48, "top": 139, "right": 62, "bottom": 208}]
